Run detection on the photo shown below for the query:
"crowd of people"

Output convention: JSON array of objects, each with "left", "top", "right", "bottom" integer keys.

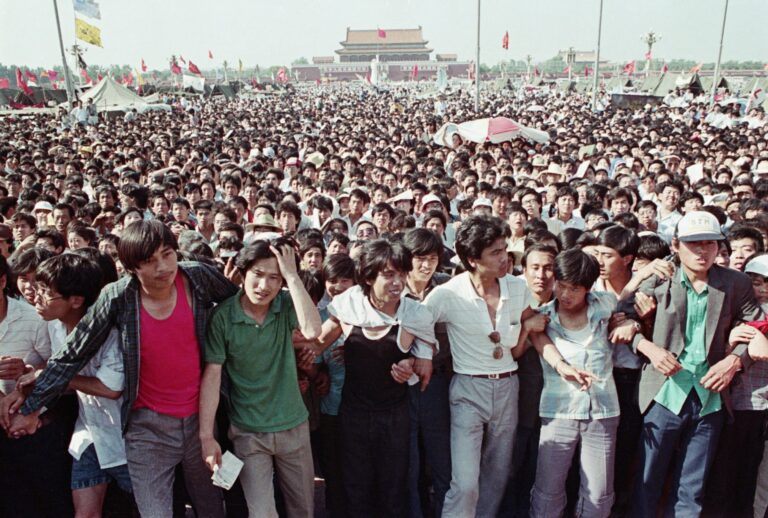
[{"left": 0, "top": 81, "right": 767, "bottom": 518}]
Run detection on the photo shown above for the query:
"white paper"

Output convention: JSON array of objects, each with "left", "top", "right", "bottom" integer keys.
[
  {"left": 211, "top": 451, "right": 244, "bottom": 490},
  {"left": 686, "top": 163, "right": 705, "bottom": 184}
]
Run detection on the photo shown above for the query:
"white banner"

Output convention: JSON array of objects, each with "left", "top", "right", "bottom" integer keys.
[{"left": 182, "top": 74, "right": 205, "bottom": 92}]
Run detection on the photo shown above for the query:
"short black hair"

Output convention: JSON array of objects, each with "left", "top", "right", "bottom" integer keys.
[
  {"left": 636, "top": 234, "right": 671, "bottom": 262},
  {"left": 521, "top": 244, "right": 558, "bottom": 268},
  {"left": 455, "top": 215, "right": 510, "bottom": 272},
  {"left": 554, "top": 248, "right": 600, "bottom": 289},
  {"left": 118, "top": 219, "right": 178, "bottom": 272},
  {"left": 323, "top": 254, "right": 355, "bottom": 281},
  {"left": 35, "top": 228, "right": 66, "bottom": 251},
  {"left": 402, "top": 228, "right": 444, "bottom": 258},
  {"left": 36, "top": 253, "right": 103, "bottom": 308},
  {"left": 70, "top": 247, "right": 119, "bottom": 286},
  {"left": 235, "top": 237, "right": 297, "bottom": 275},
  {"left": 355, "top": 239, "right": 412, "bottom": 295},
  {"left": 9, "top": 247, "right": 55, "bottom": 275},
  {"left": 612, "top": 212, "right": 640, "bottom": 231},
  {"left": 727, "top": 225, "right": 765, "bottom": 253},
  {"left": 597, "top": 225, "right": 640, "bottom": 258}
]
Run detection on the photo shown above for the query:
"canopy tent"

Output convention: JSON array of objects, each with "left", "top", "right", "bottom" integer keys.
[
  {"left": 605, "top": 77, "right": 633, "bottom": 92},
  {"left": 654, "top": 73, "right": 704, "bottom": 96},
  {"left": 76, "top": 76, "right": 147, "bottom": 111},
  {"left": 209, "top": 84, "right": 236, "bottom": 98},
  {"left": 699, "top": 75, "right": 730, "bottom": 94},
  {"left": 741, "top": 77, "right": 768, "bottom": 96},
  {"left": 638, "top": 74, "right": 663, "bottom": 93},
  {"left": 556, "top": 80, "right": 576, "bottom": 93}
]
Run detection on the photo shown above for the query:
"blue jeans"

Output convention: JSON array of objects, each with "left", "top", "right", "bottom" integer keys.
[
  {"left": 407, "top": 369, "right": 452, "bottom": 518},
  {"left": 631, "top": 391, "right": 724, "bottom": 518}
]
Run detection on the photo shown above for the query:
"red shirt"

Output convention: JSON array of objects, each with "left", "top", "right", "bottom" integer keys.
[{"left": 134, "top": 272, "right": 200, "bottom": 417}]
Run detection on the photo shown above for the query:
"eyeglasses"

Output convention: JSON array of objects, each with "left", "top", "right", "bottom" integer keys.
[{"left": 35, "top": 288, "right": 64, "bottom": 304}]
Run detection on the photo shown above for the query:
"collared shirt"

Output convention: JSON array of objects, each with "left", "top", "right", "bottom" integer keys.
[
  {"left": 206, "top": 290, "right": 307, "bottom": 433},
  {"left": 403, "top": 272, "right": 451, "bottom": 366},
  {"left": 21, "top": 262, "right": 239, "bottom": 429},
  {"left": 0, "top": 297, "right": 51, "bottom": 396},
  {"left": 425, "top": 272, "right": 531, "bottom": 375},
  {"left": 657, "top": 210, "right": 683, "bottom": 244},
  {"left": 545, "top": 214, "right": 585, "bottom": 235},
  {"left": 65, "top": 325, "right": 127, "bottom": 469},
  {"left": 654, "top": 270, "right": 722, "bottom": 416},
  {"left": 537, "top": 291, "right": 620, "bottom": 420}
]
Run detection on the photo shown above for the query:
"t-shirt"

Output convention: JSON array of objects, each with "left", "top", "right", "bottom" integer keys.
[{"left": 205, "top": 289, "right": 307, "bottom": 433}]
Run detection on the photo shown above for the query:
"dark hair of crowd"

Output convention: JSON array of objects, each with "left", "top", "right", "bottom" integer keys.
[
  {"left": 355, "top": 238, "right": 412, "bottom": 295},
  {"left": 118, "top": 219, "right": 179, "bottom": 272},
  {"left": 455, "top": 215, "right": 510, "bottom": 272},
  {"left": 598, "top": 224, "right": 641, "bottom": 259},
  {"left": 402, "top": 227, "right": 444, "bottom": 258},
  {"left": 323, "top": 254, "right": 355, "bottom": 282},
  {"left": 36, "top": 253, "right": 104, "bottom": 308},
  {"left": 235, "top": 237, "right": 298, "bottom": 276},
  {"left": 521, "top": 244, "right": 558, "bottom": 268},
  {"left": 554, "top": 248, "right": 601, "bottom": 289}
]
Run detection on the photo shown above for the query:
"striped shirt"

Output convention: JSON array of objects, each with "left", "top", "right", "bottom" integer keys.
[
  {"left": 21, "top": 261, "right": 238, "bottom": 429},
  {"left": 0, "top": 297, "right": 51, "bottom": 396}
]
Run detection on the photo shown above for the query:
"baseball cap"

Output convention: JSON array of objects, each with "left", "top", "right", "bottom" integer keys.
[
  {"left": 421, "top": 193, "right": 443, "bottom": 209},
  {"left": 675, "top": 211, "right": 724, "bottom": 242},
  {"left": 745, "top": 255, "right": 768, "bottom": 278},
  {"left": 34, "top": 201, "right": 54, "bottom": 213},
  {"left": 472, "top": 198, "right": 493, "bottom": 210}
]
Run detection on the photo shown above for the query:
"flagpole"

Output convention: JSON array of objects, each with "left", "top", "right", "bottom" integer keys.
[
  {"left": 591, "top": 0, "right": 603, "bottom": 111},
  {"left": 475, "top": 0, "right": 481, "bottom": 113},
  {"left": 52, "top": 0, "right": 76, "bottom": 103},
  {"left": 710, "top": 0, "right": 729, "bottom": 108}
]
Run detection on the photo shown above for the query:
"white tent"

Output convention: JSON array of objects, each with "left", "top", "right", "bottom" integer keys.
[{"left": 75, "top": 76, "right": 147, "bottom": 111}]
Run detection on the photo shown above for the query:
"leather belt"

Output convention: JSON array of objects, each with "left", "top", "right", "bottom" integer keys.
[{"left": 469, "top": 371, "right": 518, "bottom": 380}]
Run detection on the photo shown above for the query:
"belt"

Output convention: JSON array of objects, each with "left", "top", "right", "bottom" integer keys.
[{"left": 469, "top": 371, "right": 518, "bottom": 380}]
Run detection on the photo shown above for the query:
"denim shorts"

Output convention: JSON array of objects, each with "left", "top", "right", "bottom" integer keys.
[{"left": 71, "top": 443, "right": 133, "bottom": 493}]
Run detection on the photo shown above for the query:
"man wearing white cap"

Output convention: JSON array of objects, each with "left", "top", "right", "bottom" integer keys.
[{"left": 629, "top": 211, "right": 762, "bottom": 517}]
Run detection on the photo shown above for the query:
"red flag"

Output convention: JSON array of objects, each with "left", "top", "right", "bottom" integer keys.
[
  {"left": 276, "top": 67, "right": 288, "bottom": 83},
  {"left": 15, "top": 68, "right": 33, "bottom": 96},
  {"left": 365, "top": 70, "right": 371, "bottom": 83},
  {"left": 690, "top": 63, "right": 702, "bottom": 74},
  {"left": 208, "top": 50, "right": 213, "bottom": 59},
  {"left": 171, "top": 63, "right": 182, "bottom": 75},
  {"left": 584, "top": 64, "right": 593, "bottom": 77},
  {"left": 377, "top": 28, "right": 386, "bottom": 38},
  {"left": 315, "top": 78, "right": 321, "bottom": 85},
  {"left": 97, "top": 73, "right": 104, "bottom": 82},
  {"left": 125, "top": 72, "right": 134, "bottom": 86},
  {"left": 563, "top": 65, "right": 572, "bottom": 74},
  {"left": 52, "top": 83, "right": 59, "bottom": 90},
  {"left": 644, "top": 50, "right": 652, "bottom": 60},
  {"left": 25, "top": 70, "right": 39, "bottom": 83},
  {"left": 661, "top": 63, "right": 669, "bottom": 73},
  {"left": 141, "top": 58, "right": 147, "bottom": 72},
  {"left": 0, "top": 78, "right": 9, "bottom": 89},
  {"left": 411, "top": 64, "right": 418, "bottom": 80},
  {"left": 623, "top": 61, "right": 636, "bottom": 75},
  {"left": 502, "top": 31, "right": 509, "bottom": 50},
  {"left": 534, "top": 67, "right": 540, "bottom": 77},
  {"left": 47, "top": 70, "right": 58, "bottom": 81},
  {"left": 188, "top": 61, "right": 202, "bottom": 76}
]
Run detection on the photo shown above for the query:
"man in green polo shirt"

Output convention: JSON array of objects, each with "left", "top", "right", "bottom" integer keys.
[
  {"left": 630, "top": 211, "right": 762, "bottom": 517},
  {"left": 199, "top": 238, "right": 322, "bottom": 517}
]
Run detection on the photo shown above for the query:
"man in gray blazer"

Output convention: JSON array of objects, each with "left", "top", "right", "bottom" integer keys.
[{"left": 628, "top": 211, "right": 762, "bottom": 518}]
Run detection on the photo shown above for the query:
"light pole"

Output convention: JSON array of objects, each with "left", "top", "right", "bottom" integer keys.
[
  {"left": 592, "top": 0, "right": 603, "bottom": 111},
  {"left": 641, "top": 30, "right": 661, "bottom": 78},
  {"left": 52, "top": 0, "right": 76, "bottom": 104},
  {"left": 526, "top": 54, "right": 532, "bottom": 80},
  {"left": 475, "top": 0, "right": 481, "bottom": 113},
  {"left": 711, "top": 0, "right": 729, "bottom": 107}
]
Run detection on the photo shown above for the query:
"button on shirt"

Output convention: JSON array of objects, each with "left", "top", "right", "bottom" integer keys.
[
  {"left": 537, "top": 291, "right": 620, "bottom": 420},
  {"left": 424, "top": 272, "right": 531, "bottom": 375},
  {"left": 654, "top": 270, "right": 721, "bottom": 416}
]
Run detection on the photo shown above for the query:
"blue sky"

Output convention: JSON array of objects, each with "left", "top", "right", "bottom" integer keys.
[{"left": 2, "top": 0, "right": 766, "bottom": 69}]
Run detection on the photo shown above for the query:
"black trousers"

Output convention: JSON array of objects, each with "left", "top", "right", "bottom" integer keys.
[{"left": 340, "top": 402, "right": 410, "bottom": 518}]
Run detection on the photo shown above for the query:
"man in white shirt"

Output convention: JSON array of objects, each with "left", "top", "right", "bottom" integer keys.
[
  {"left": 545, "top": 186, "right": 585, "bottom": 235},
  {"left": 425, "top": 215, "right": 533, "bottom": 518}
]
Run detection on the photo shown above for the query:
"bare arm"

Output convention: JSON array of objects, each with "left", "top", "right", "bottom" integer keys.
[
  {"left": 68, "top": 376, "right": 122, "bottom": 400},
  {"left": 198, "top": 363, "right": 222, "bottom": 471}
]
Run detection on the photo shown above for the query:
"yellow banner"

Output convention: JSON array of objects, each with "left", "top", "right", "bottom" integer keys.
[
  {"left": 75, "top": 17, "right": 102, "bottom": 47},
  {"left": 134, "top": 68, "right": 144, "bottom": 86}
]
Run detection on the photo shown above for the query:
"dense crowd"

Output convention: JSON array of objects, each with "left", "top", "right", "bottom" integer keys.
[{"left": 0, "top": 83, "right": 767, "bottom": 518}]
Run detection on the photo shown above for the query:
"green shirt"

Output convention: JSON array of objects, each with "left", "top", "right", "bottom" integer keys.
[
  {"left": 654, "top": 269, "right": 721, "bottom": 416},
  {"left": 205, "top": 289, "right": 308, "bottom": 433}
]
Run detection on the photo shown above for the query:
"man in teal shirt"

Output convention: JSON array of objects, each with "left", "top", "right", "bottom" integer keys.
[
  {"left": 198, "top": 238, "right": 321, "bottom": 518},
  {"left": 630, "top": 212, "right": 762, "bottom": 517}
]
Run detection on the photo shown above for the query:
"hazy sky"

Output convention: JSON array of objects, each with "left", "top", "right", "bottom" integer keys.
[{"left": 3, "top": 0, "right": 767, "bottom": 70}]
